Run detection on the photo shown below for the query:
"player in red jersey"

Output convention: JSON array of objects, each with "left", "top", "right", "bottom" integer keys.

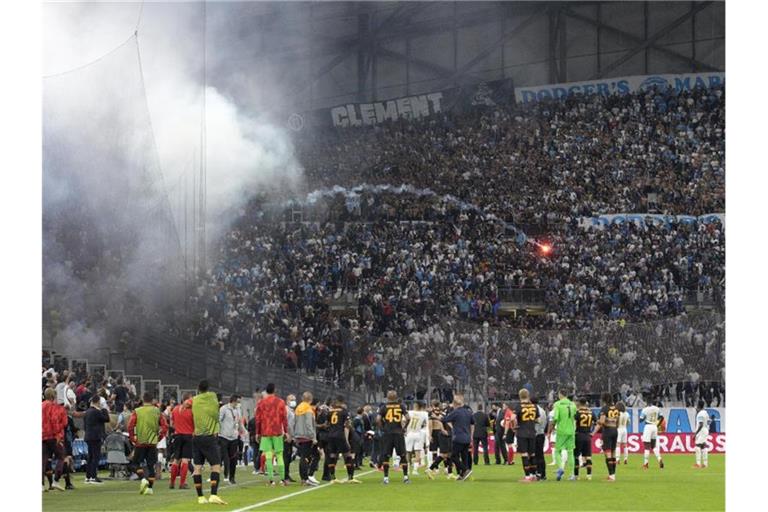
[
  {"left": 169, "top": 392, "right": 195, "bottom": 489},
  {"left": 42, "top": 388, "right": 69, "bottom": 491}
]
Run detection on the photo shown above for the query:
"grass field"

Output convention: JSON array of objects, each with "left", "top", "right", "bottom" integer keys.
[{"left": 42, "top": 454, "right": 724, "bottom": 511}]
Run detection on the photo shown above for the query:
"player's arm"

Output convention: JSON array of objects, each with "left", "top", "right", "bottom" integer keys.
[
  {"left": 469, "top": 414, "right": 475, "bottom": 440},
  {"left": 159, "top": 413, "right": 169, "bottom": 441},
  {"left": 695, "top": 416, "right": 704, "bottom": 436},
  {"left": 127, "top": 411, "right": 138, "bottom": 444},
  {"left": 281, "top": 402, "right": 290, "bottom": 441}
]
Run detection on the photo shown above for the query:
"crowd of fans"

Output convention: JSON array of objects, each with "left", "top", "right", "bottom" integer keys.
[{"left": 43, "top": 83, "right": 726, "bottom": 402}]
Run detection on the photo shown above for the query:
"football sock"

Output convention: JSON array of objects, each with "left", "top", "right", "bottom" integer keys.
[
  {"left": 180, "top": 461, "right": 189, "bottom": 487},
  {"left": 695, "top": 447, "right": 702, "bottom": 465},
  {"left": 702, "top": 449, "right": 708, "bottom": 466},
  {"left": 653, "top": 446, "right": 661, "bottom": 461},
  {"left": 643, "top": 449, "right": 650, "bottom": 464},
  {"left": 344, "top": 455, "right": 354, "bottom": 479},
  {"left": 401, "top": 462, "right": 408, "bottom": 477},
  {"left": 521, "top": 456, "right": 530, "bottom": 476},
  {"left": 170, "top": 463, "right": 179, "bottom": 486},
  {"left": 193, "top": 474, "right": 203, "bottom": 497},
  {"left": 574, "top": 457, "right": 579, "bottom": 477},
  {"left": 429, "top": 458, "right": 441, "bottom": 470},
  {"left": 46, "top": 470, "right": 53, "bottom": 486},
  {"left": 328, "top": 456, "right": 337, "bottom": 479},
  {"left": 560, "top": 449, "right": 568, "bottom": 471},
  {"left": 607, "top": 457, "right": 616, "bottom": 475},
  {"left": 383, "top": 462, "right": 390, "bottom": 478},
  {"left": 210, "top": 471, "right": 219, "bottom": 495},
  {"left": 148, "top": 477, "right": 155, "bottom": 489},
  {"left": 586, "top": 457, "right": 592, "bottom": 476}
]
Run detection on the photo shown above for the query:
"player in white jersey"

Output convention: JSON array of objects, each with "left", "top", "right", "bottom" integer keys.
[
  {"left": 405, "top": 402, "right": 429, "bottom": 475},
  {"left": 693, "top": 400, "right": 711, "bottom": 468},
  {"left": 547, "top": 407, "right": 557, "bottom": 466},
  {"left": 616, "top": 401, "right": 630, "bottom": 464},
  {"left": 640, "top": 401, "right": 664, "bottom": 470}
]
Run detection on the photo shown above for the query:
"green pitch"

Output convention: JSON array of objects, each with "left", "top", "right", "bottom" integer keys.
[{"left": 42, "top": 454, "right": 724, "bottom": 511}]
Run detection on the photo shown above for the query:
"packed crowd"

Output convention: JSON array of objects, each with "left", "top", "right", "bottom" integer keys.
[
  {"left": 177, "top": 84, "right": 726, "bottom": 401},
  {"left": 296, "top": 84, "right": 724, "bottom": 223}
]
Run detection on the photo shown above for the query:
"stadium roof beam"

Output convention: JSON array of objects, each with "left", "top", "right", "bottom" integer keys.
[
  {"left": 562, "top": 2, "right": 720, "bottom": 78},
  {"left": 240, "top": 5, "right": 510, "bottom": 65},
  {"left": 433, "top": 5, "right": 547, "bottom": 89},
  {"left": 288, "top": 1, "right": 431, "bottom": 102}
]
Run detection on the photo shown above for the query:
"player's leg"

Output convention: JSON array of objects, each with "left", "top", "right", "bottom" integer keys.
[
  {"left": 206, "top": 437, "right": 226, "bottom": 503},
  {"left": 549, "top": 433, "right": 558, "bottom": 465},
  {"left": 296, "top": 442, "right": 310, "bottom": 485},
  {"left": 572, "top": 443, "right": 581, "bottom": 479},
  {"left": 642, "top": 425, "right": 651, "bottom": 468},
  {"left": 534, "top": 434, "right": 546, "bottom": 480},
  {"left": 694, "top": 442, "right": 702, "bottom": 467},
  {"left": 508, "top": 433, "right": 516, "bottom": 465},
  {"left": 494, "top": 431, "right": 505, "bottom": 464},
  {"left": 260, "top": 436, "right": 276, "bottom": 483},
  {"left": 144, "top": 447, "right": 157, "bottom": 493},
  {"left": 701, "top": 442, "right": 709, "bottom": 467},
  {"left": 380, "top": 435, "right": 392, "bottom": 483},
  {"left": 554, "top": 434, "right": 567, "bottom": 479},
  {"left": 344, "top": 448, "right": 357, "bottom": 481},
  {"left": 584, "top": 443, "right": 593, "bottom": 480},
  {"left": 326, "top": 450, "right": 339, "bottom": 482},
  {"left": 273, "top": 436, "right": 286, "bottom": 484},
  {"left": 192, "top": 439, "right": 206, "bottom": 501},
  {"left": 482, "top": 435, "right": 490, "bottom": 465},
  {"left": 228, "top": 439, "right": 240, "bottom": 484},
  {"left": 472, "top": 437, "right": 479, "bottom": 465},
  {"left": 652, "top": 436, "right": 663, "bottom": 467},
  {"left": 397, "top": 436, "right": 409, "bottom": 481},
  {"left": 43, "top": 441, "right": 54, "bottom": 489}
]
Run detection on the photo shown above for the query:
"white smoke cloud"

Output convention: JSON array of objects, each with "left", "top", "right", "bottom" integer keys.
[{"left": 42, "top": 1, "right": 304, "bottom": 353}]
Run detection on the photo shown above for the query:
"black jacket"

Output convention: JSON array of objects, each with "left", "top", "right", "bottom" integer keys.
[
  {"left": 84, "top": 407, "right": 110, "bottom": 442},
  {"left": 472, "top": 411, "right": 490, "bottom": 439}
]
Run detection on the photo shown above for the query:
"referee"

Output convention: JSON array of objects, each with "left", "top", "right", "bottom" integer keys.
[{"left": 190, "top": 380, "right": 227, "bottom": 505}]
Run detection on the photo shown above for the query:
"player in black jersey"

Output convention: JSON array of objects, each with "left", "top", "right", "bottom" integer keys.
[
  {"left": 511, "top": 388, "right": 540, "bottom": 482},
  {"left": 594, "top": 393, "right": 620, "bottom": 481},
  {"left": 426, "top": 402, "right": 457, "bottom": 480},
  {"left": 325, "top": 396, "right": 360, "bottom": 484},
  {"left": 376, "top": 390, "right": 410, "bottom": 484},
  {"left": 572, "top": 398, "right": 596, "bottom": 481}
]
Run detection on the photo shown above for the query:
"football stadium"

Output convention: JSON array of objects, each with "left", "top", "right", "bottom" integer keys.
[{"left": 39, "top": 1, "right": 725, "bottom": 510}]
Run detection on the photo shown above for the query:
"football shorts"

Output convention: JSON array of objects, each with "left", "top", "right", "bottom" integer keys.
[
  {"left": 405, "top": 432, "right": 424, "bottom": 452},
  {"left": 695, "top": 430, "right": 709, "bottom": 446},
  {"left": 642, "top": 424, "right": 658, "bottom": 443}
]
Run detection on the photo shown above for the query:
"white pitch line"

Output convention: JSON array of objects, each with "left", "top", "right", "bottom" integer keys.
[{"left": 229, "top": 469, "right": 377, "bottom": 512}]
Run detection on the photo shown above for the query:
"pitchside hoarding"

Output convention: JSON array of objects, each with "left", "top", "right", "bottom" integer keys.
[
  {"left": 481, "top": 407, "right": 726, "bottom": 454},
  {"left": 484, "top": 433, "right": 725, "bottom": 455}
]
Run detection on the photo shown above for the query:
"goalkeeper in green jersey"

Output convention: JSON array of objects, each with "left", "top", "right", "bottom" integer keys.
[{"left": 548, "top": 388, "right": 577, "bottom": 481}]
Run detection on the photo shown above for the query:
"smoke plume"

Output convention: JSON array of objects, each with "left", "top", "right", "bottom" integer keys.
[{"left": 43, "top": 2, "right": 304, "bottom": 357}]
